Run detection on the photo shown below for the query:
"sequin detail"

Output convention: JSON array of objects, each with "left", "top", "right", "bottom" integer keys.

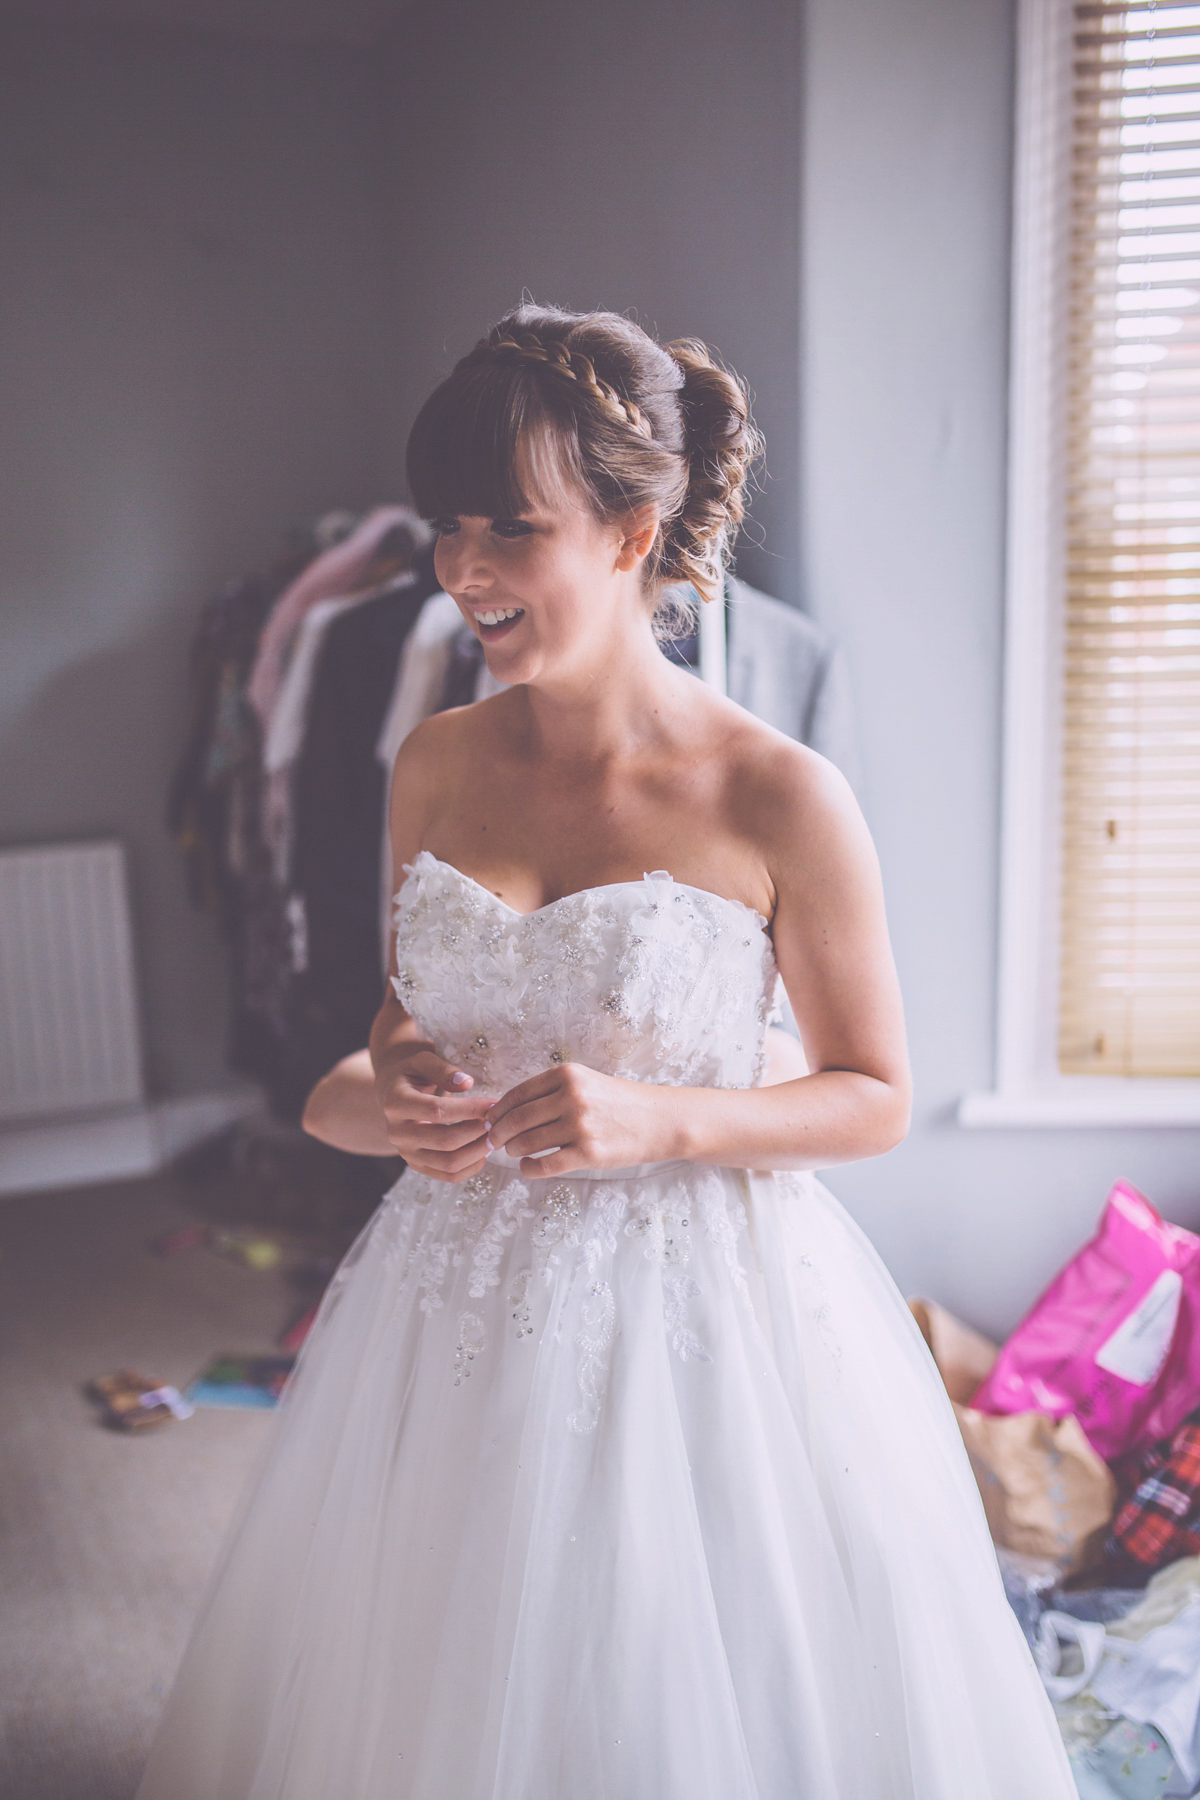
[{"left": 379, "top": 855, "right": 773, "bottom": 1403}]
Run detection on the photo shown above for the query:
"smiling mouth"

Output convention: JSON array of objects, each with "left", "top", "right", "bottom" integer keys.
[{"left": 474, "top": 607, "right": 525, "bottom": 638}]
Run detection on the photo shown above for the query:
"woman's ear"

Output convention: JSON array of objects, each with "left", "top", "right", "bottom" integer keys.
[{"left": 614, "top": 509, "right": 660, "bottom": 572}]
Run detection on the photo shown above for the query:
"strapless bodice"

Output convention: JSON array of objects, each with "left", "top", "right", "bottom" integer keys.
[{"left": 392, "top": 851, "right": 780, "bottom": 1095}]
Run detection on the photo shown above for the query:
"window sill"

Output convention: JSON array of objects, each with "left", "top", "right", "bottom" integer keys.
[{"left": 959, "top": 1081, "right": 1200, "bottom": 1129}]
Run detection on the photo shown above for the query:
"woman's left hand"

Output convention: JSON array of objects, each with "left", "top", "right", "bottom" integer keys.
[{"left": 485, "top": 1063, "right": 671, "bottom": 1178}]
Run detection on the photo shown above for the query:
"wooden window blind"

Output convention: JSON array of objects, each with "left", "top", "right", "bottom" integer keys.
[{"left": 1061, "top": 0, "right": 1200, "bottom": 1076}]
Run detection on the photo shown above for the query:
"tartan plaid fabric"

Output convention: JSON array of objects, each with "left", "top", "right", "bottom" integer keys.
[{"left": 1107, "top": 1406, "right": 1200, "bottom": 1570}]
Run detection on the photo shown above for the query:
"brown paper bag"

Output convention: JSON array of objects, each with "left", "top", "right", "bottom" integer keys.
[
  {"left": 953, "top": 1406, "right": 1116, "bottom": 1573},
  {"left": 909, "top": 1297, "right": 1116, "bottom": 1573},
  {"left": 909, "top": 1296, "right": 999, "bottom": 1403}
]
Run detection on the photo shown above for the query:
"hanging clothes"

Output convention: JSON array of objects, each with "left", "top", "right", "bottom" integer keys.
[
  {"left": 246, "top": 508, "right": 428, "bottom": 737},
  {"left": 274, "top": 551, "right": 442, "bottom": 1117},
  {"left": 170, "top": 514, "right": 435, "bottom": 1117},
  {"left": 167, "top": 521, "right": 344, "bottom": 1085},
  {"left": 264, "top": 595, "right": 367, "bottom": 886},
  {"left": 264, "top": 576, "right": 418, "bottom": 887},
  {"left": 168, "top": 529, "right": 328, "bottom": 917}
]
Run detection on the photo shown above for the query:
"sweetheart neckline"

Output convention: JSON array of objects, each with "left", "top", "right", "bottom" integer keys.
[{"left": 400, "top": 850, "right": 771, "bottom": 933}]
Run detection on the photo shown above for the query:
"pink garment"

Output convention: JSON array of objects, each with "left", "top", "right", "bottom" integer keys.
[{"left": 246, "top": 507, "right": 425, "bottom": 736}]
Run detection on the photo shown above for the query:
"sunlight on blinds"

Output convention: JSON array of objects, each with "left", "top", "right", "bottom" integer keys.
[{"left": 1062, "top": 0, "right": 1200, "bottom": 1075}]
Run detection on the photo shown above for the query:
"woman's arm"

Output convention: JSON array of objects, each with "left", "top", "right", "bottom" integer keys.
[
  {"left": 368, "top": 716, "right": 496, "bottom": 1181},
  {"left": 302, "top": 1050, "right": 399, "bottom": 1157},
  {"left": 487, "top": 742, "right": 911, "bottom": 1177},
  {"left": 302, "top": 1029, "right": 809, "bottom": 1159}
]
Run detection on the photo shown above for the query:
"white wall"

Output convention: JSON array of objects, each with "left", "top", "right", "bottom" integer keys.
[
  {"left": 800, "top": 0, "right": 1200, "bottom": 1335},
  {"left": 0, "top": 21, "right": 389, "bottom": 1098}
]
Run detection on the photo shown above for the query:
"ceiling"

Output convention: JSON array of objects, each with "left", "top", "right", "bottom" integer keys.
[{"left": 0, "top": 0, "right": 412, "bottom": 46}]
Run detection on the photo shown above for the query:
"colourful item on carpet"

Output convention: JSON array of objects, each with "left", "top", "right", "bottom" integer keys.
[{"left": 187, "top": 1354, "right": 295, "bottom": 1409}]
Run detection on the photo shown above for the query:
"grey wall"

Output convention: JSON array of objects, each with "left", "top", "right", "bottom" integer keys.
[
  {"left": 0, "top": 22, "right": 389, "bottom": 1097},
  {"left": 800, "top": 0, "right": 1200, "bottom": 1335},
  {"left": 380, "top": 0, "right": 803, "bottom": 605}
]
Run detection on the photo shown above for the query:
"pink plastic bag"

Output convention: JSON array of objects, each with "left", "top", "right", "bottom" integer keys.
[{"left": 972, "top": 1181, "right": 1200, "bottom": 1461}]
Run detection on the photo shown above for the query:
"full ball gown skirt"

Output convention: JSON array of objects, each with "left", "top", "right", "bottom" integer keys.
[{"left": 137, "top": 854, "right": 1075, "bottom": 1800}]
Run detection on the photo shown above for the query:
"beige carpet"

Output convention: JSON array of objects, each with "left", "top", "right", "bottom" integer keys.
[{"left": 0, "top": 1173, "right": 306, "bottom": 1800}]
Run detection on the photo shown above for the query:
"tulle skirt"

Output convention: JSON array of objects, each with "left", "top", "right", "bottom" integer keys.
[{"left": 137, "top": 1160, "right": 1075, "bottom": 1800}]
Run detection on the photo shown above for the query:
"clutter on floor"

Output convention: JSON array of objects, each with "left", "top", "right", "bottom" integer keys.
[
  {"left": 87, "top": 1372, "right": 194, "bottom": 1431},
  {"left": 1002, "top": 1553, "right": 1200, "bottom": 1796},
  {"left": 0, "top": 1174, "right": 294, "bottom": 1800},
  {"left": 279, "top": 1300, "right": 320, "bottom": 1354},
  {"left": 186, "top": 1354, "right": 296, "bottom": 1410},
  {"left": 972, "top": 1181, "right": 1200, "bottom": 1462},
  {"left": 75, "top": 1163, "right": 351, "bottom": 1454},
  {"left": 151, "top": 1219, "right": 281, "bottom": 1269},
  {"left": 1108, "top": 1408, "right": 1200, "bottom": 1575},
  {"left": 915, "top": 1177, "right": 1200, "bottom": 1798}
]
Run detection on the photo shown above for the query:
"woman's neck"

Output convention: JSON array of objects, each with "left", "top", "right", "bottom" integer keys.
[{"left": 511, "top": 620, "right": 691, "bottom": 766}]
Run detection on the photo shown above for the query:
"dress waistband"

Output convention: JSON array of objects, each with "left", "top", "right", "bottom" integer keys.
[{"left": 486, "top": 1150, "right": 693, "bottom": 1185}]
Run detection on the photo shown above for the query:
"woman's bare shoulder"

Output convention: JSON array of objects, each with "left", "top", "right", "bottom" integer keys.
[
  {"left": 389, "top": 693, "right": 518, "bottom": 851},
  {"left": 716, "top": 701, "right": 873, "bottom": 895},
  {"left": 392, "top": 690, "right": 515, "bottom": 776}
]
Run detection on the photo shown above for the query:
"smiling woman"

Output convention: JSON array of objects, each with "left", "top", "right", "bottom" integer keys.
[{"left": 137, "top": 307, "right": 1076, "bottom": 1800}]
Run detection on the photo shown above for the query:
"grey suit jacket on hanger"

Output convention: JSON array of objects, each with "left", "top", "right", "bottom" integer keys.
[{"left": 724, "top": 576, "right": 862, "bottom": 795}]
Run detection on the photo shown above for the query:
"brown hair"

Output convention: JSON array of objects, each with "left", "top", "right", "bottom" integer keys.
[{"left": 405, "top": 304, "right": 762, "bottom": 615}]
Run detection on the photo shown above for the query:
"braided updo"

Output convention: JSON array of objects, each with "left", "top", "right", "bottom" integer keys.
[{"left": 405, "top": 304, "right": 762, "bottom": 614}]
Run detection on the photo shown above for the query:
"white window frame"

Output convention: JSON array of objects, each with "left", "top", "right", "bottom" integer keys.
[{"left": 959, "top": 0, "right": 1200, "bottom": 1128}]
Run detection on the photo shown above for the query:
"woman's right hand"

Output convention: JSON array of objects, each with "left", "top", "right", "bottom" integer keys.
[{"left": 372, "top": 1044, "right": 494, "bottom": 1182}]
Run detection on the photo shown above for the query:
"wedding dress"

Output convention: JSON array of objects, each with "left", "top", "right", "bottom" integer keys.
[{"left": 138, "top": 852, "right": 1076, "bottom": 1800}]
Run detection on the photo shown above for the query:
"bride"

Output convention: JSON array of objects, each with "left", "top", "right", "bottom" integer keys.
[{"left": 138, "top": 306, "right": 1075, "bottom": 1798}]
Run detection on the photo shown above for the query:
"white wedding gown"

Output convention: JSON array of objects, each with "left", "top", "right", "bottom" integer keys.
[{"left": 138, "top": 853, "right": 1075, "bottom": 1800}]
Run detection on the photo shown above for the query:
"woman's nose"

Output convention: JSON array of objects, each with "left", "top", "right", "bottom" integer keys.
[{"left": 436, "top": 529, "right": 490, "bottom": 591}]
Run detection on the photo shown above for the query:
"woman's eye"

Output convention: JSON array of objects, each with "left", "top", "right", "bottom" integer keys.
[
  {"left": 490, "top": 518, "right": 534, "bottom": 539},
  {"left": 430, "top": 517, "right": 460, "bottom": 537}
]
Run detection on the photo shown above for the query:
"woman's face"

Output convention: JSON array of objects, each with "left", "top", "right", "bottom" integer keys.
[{"left": 431, "top": 460, "right": 655, "bottom": 690}]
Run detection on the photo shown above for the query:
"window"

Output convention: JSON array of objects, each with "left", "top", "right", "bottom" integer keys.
[{"left": 961, "top": 0, "right": 1200, "bottom": 1125}]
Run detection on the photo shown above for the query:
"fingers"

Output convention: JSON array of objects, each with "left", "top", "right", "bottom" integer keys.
[
  {"left": 485, "top": 1068, "right": 563, "bottom": 1126},
  {"left": 517, "top": 1147, "right": 581, "bottom": 1179},
  {"left": 486, "top": 1094, "right": 563, "bottom": 1152},
  {"left": 401, "top": 1049, "right": 475, "bottom": 1096},
  {"left": 384, "top": 1082, "right": 493, "bottom": 1127},
  {"left": 390, "top": 1117, "right": 490, "bottom": 1154},
  {"left": 502, "top": 1123, "right": 569, "bottom": 1159},
  {"left": 405, "top": 1144, "right": 492, "bottom": 1182}
]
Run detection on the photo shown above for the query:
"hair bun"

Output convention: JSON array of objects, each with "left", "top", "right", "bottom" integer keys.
[
  {"left": 406, "top": 303, "right": 761, "bottom": 624},
  {"left": 661, "top": 339, "right": 761, "bottom": 602}
]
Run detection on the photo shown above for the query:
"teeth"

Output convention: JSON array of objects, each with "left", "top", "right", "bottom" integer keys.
[{"left": 476, "top": 608, "right": 523, "bottom": 627}]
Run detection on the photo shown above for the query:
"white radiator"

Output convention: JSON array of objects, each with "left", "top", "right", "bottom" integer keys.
[{"left": 0, "top": 840, "right": 145, "bottom": 1123}]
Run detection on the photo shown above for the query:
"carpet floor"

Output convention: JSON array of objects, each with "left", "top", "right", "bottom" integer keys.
[{"left": 0, "top": 1173, "right": 309, "bottom": 1800}]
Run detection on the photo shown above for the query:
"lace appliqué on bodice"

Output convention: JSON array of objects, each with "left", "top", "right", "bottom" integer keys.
[
  {"left": 392, "top": 851, "right": 780, "bottom": 1093},
  {"left": 375, "top": 853, "right": 784, "bottom": 1429}
]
